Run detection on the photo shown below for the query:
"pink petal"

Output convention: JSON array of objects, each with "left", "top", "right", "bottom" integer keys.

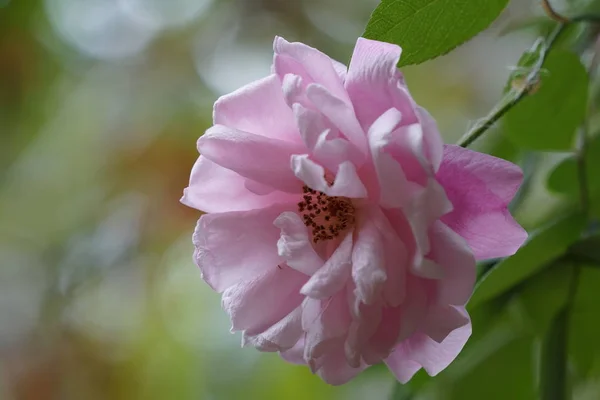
[
  {"left": 331, "top": 59, "right": 347, "bottom": 82},
  {"left": 417, "top": 107, "right": 444, "bottom": 172},
  {"left": 243, "top": 306, "right": 303, "bottom": 352},
  {"left": 345, "top": 303, "right": 383, "bottom": 367},
  {"left": 182, "top": 156, "right": 299, "bottom": 213},
  {"left": 222, "top": 265, "right": 306, "bottom": 333},
  {"left": 367, "top": 108, "right": 412, "bottom": 208},
  {"left": 273, "top": 36, "right": 349, "bottom": 104},
  {"left": 362, "top": 306, "right": 403, "bottom": 365},
  {"left": 303, "top": 295, "right": 352, "bottom": 362},
  {"left": 438, "top": 145, "right": 527, "bottom": 260},
  {"left": 290, "top": 155, "right": 367, "bottom": 198},
  {"left": 428, "top": 221, "right": 476, "bottom": 305},
  {"left": 213, "top": 74, "right": 299, "bottom": 143},
  {"left": 345, "top": 38, "right": 416, "bottom": 130},
  {"left": 384, "top": 348, "right": 422, "bottom": 384},
  {"left": 280, "top": 338, "right": 305, "bottom": 365},
  {"left": 315, "top": 347, "right": 366, "bottom": 386},
  {"left": 404, "top": 317, "right": 472, "bottom": 376},
  {"left": 422, "top": 305, "right": 470, "bottom": 343},
  {"left": 352, "top": 216, "right": 387, "bottom": 305},
  {"left": 193, "top": 204, "right": 290, "bottom": 292},
  {"left": 305, "top": 84, "right": 368, "bottom": 153},
  {"left": 198, "top": 125, "right": 304, "bottom": 193},
  {"left": 397, "top": 276, "right": 428, "bottom": 342},
  {"left": 301, "top": 233, "right": 352, "bottom": 298},
  {"left": 274, "top": 212, "right": 325, "bottom": 276}
]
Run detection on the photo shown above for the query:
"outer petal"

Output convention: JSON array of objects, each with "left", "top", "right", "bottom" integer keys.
[
  {"left": 422, "top": 305, "right": 470, "bottom": 343},
  {"left": 385, "top": 349, "right": 423, "bottom": 384},
  {"left": 301, "top": 233, "right": 352, "bottom": 298},
  {"left": 273, "top": 36, "right": 349, "bottom": 104},
  {"left": 274, "top": 212, "right": 324, "bottom": 276},
  {"left": 181, "top": 156, "right": 298, "bottom": 213},
  {"left": 352, "top": 217, "right": 387, "bottom": 305},
  {"left": 213, "top": 74, "right": 299, "bottom": 143},
  {"left": 243, "top": 306, "right": 304, "bottom": 352},
  {"left": 303, "top": 295, "right": 351, "bottom": 362},
  {"left": 193, "top": 204, "right": 289, "bottom": 292},
  {"left": 315, "top": 347, "right": 367, "bottom": 386},
  {"left": 428, "top": 221, "right": 476, "bottom": 305},
  {"left": 222, "top": 266, "right": 306, "bottom": 334},
  {"left": 437, "top": 145, "right": 527, "bottom": 260},
  {"left": 403, "top": 316, "right": 472, "bottom": 376},
  {"left": 198, "top": 125, "right": 304, "bottom": 193},
  {"left": 345, "top": 38, "right": 416, "bottom": 130}
]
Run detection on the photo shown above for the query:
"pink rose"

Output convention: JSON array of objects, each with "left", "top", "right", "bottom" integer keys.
[{"left": 182, "top": 37, "right": 527, "bottom": 385}]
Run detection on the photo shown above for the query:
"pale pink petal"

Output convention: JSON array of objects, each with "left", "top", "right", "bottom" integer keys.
[
  {"left": 362, "top": 306, "right": 403, "bottom": 365},
  {"left": 367, "top": 108, "right": 412, "bottom": 208},
  {"left": 192, "top": 204, "right": 290, "bottom": 292},
  {"left": 404, "top": 318, "right": 472, "bottom": 376},
  {"left": 274, "top": 212, "right": 324, "bottom": 276},
  {"left": 438, "top": 145, "right": 527, "bottom": 260},
  {"left": 345, "top": 38, "right": 416, "bottom": 130},
  {"left": 301, "top": 233, "right": 352, "bottom": 298},
  {"left": 243, "top": 306, "right": 303, "bottom": 352},
  {"left": 213, "top": 74, "right": 299, "bottom": 143},
  {"left": 280, "top": 338, "right": 305, "bottom": 365},
  {"left": 182, "top": 156, "right": 298, "bottom": 213},
  {"left": 290, "top": 155, "right": 367, "bottom": 198},
  {"left": 222, "top": 265, "right": 306, "bottom": 333},
  {"left": 422, "top": 305, "right": 470, "bottom": 343},
  {"left": 306, "top": 83, "right": 368, "bottom": 153},
  {"left": 351, "top": 216, "right": 387, "bottom": 305},
  {"left": 384, "top": 347, "right": 422, "bottom": 384},
  {"left": 303, "top": 295, "right": 352, "bottom": 362},
  {"left": 345, "top": 303, "right": 382, "bottom": 367},
  {"left": 273, "top": 36, "right": 349, "bottom": 103},
  {"left": 331, "top": 59, "right": 347, "bottom": 82},
  {"left": 428, "top": 221, "right": 476, "bottom": 305},
  {"left": 397, "top": 276, "right": 428, "bottom": 342},
  {"left": 417, "top": 107, "right": 444, "bottom": 172},
  {"left": 198, "top": 125, "right": 304, "bottom": 193},
  {"left": 315, "top": 347, "right": 366, "bottom": 386}
]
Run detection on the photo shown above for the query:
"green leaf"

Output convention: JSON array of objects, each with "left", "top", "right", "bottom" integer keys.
[
  {"left": 569, "top": 235, "right": 600, "bottom": 265},
  {"left": 569, "top": 266, "right": 600, "bottom": 377},
  {"left": 469, "top": 212, "right": 586, "bottom": 309},
  {"left": 547, "top": 134, "right": 600, "bottom": 198},
  {"left": 540, "top": 307, "right": 569, "bottom": 400},
  {"left": 505, "top": 50, "right": 588, "bottom": 151},
  {"left": 517, "top": 262, "right": 573, "bottom": 336},
  {"left": 363, "top": 0, "right": 510, "bottom": 66}
]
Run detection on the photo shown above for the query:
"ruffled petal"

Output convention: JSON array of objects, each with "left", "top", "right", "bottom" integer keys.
[
  {"left": 438, "top": 145, "right": 527, "bottom": 260},
  {"left": 198, "top": 125, "right": 304, "bottom": 193},
  {"left": 422, "top": 305, "right": 470, "bottom": 343},
  {"left": 403, "top": 316, "right": 472, "bottom": 376},
  {"left": 213, "top": 74, "right": 299, "bottom": 143},
  {"left": 428, "top": 221, "right": 476, "bottom": 305},
  {"left": 274, "top": 212, "right": 324, "bottom": 276},
  {"left": 352, "top": 216, "right": 387, "bottom": 305},
  {"left": 182, "top": 156, "right": 298, "bottom": 213},
  {"left": 273, "top": 36, "right": 349, "bottom": 104},
  {"left": 290, "top": 155, "right": 367, "bottom": 198},
  {"left": 417, "top": 107, "right": 444, "bottom": 172},
  {"left": 192, "top": 204, "right": 289, "bottom": 292},
  {"left": 384, "top": 347, "right": 422, "bottom": 384},
  {"left": 315, "top": 347, "right": 367, "bottom": 386},
  {"left": 301, "top": 233, "right": 352, "bottom": 298},
  {"left": 345, "top": 38, "right": 416, "bottom": 130},
  {"left": 243, "top": 306, "right": 303, "bottom": 352},
  {"left": 222, "top": 265, "right": 306, "bottom": 333}
]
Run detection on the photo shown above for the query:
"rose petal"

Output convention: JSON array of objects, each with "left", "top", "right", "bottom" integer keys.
[
  {"left": 214, "top": 74, "right": 299, "bottom": 143},
  {"left": 243, "top": 306, "right": 303, "bottom": 352},
  {"left": 438, "top": 145, "right": 527, "bottom": 260},
  {"left": 290, "top": 155, "right": 367, "bottom": 198},
  {"left": 198, "top": 125, "right": 304, "bottom": 193},
  {"left": 274, "top": 212, "right": 325, "bottom": 275},
  {"left": 192, "top": 204, "right": 289, "bottom": 292},
  {"left": 384, "top": 347, "right": 422, "bottom": 384},
  {"left": 182, "top": 156, "right": 297, "bottom": 213},
  {"left": 422, "top": 305, "right": 470, "bottom": 343},
  {"left": 352, "top": 216, "right": 387, "bottom": 305},
  {"left": 301, "top": 233, "right": 352, "bottom": 298}
]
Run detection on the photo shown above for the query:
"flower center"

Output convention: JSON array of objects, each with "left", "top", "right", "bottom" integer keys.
[{"left": 297, "top": 185, "right": 355, "bottom": 243}]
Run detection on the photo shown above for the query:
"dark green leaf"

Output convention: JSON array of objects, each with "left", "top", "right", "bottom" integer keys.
[
  {"left": 569, "top": 266, "right": 600, "bottom": 377},
  {"left": 505, "top": 50, "right": 588, "bottom": 151},
  {"left": 517, "top": 262, "right": 573, "bottom": 336},
  {"left": 363, "top": 0, "right": 510, "bottom": 66},
  {"left": 540, "top": 307, "right": 569, "bottom": 400},
  {"left": 547, "top": 134, "right": 600, "bottom": 198},
  {"left": 569, "top": 235, "right": 600, "bottom": 265},
  {"left": 469, "top": 212, "right": 586, "bottom": 309}
]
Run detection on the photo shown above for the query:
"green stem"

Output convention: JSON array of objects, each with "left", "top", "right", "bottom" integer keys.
[{"left": 457, "top": 24, "right": 566, "bottom": 148}]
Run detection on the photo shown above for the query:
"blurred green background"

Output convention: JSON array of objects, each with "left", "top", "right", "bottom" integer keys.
[{"left": 0, "top": 0, "right": 596, "bottom": 399}]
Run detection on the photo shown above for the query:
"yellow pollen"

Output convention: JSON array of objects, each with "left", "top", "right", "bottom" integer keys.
[{"left": 297, "top": 185, "right": 355, "bottom": 243}]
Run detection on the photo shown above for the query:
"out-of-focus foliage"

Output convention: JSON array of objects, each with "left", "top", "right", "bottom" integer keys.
[{"left": 1, "top": 0, "right": 600, "bottom": 399}]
